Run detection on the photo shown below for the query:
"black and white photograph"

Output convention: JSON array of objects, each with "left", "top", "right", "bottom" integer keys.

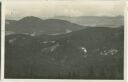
[{"left": 5, "top": 0, "right": 124, "bottom": 79}]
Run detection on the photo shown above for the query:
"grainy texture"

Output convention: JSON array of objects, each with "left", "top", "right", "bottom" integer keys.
[{"left": 5, "top": 1, "right": 124, "bottom": 79}]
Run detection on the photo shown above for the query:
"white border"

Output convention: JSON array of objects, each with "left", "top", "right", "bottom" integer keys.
[
  {"left": 1, "top": 0, "right": 127, "bottom": 82},
  {"left": 1, "top": 0, "right": 5, "bottom": 80},
  {"left": 124, "top": 1, "right": 127, "bottom": 82}
]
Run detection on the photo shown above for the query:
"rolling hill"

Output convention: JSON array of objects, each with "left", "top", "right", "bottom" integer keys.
[
  {"left": 5, "top": 27, "right": 124, "bottom": 79},
  {"left": 6, "top": 16, "right": 86, "bottom": 35}
]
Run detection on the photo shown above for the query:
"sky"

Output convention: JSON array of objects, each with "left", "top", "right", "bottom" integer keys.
[{"left": 6, "top": 0, "right": 125, "bottom": 20}]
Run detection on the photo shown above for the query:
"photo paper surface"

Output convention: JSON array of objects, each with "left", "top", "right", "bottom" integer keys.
[{"left": 5, "top": 0, "right": 124, "bottom": 80}]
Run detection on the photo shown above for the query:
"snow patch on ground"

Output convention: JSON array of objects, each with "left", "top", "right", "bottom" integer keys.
[
  {"left": 41, "top": 43, "right": 60, "bottom": 53},
  {"left": 80, "top": 47, "right": 88, "bottom": 58},
  {"left": 100, "top": 48, "right": 118, "bottom": 56},
  {"left": 9, "top": 38, "right": 17, "bottom": 43},
  {"left": 40, "top": 41, "right": 56, "bottom": 44}
]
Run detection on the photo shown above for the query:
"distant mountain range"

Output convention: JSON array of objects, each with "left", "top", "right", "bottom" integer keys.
[
  {"left": 6, "top": 16, "right": 85, "bottom": 35},
  {"left": 6, "top": 16, "right": 123, "bottom": 36},
  {"left": 52, "top": 16, "right": 123, "bottom": 27}
]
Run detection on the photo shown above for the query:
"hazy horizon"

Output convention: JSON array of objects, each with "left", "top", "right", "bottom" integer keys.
[
  {"left": 6, "top": 15, "right": 123, "bottom": 21},
  {"left": 6, "top": 1, "right": 125, "bottom": 20}
]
